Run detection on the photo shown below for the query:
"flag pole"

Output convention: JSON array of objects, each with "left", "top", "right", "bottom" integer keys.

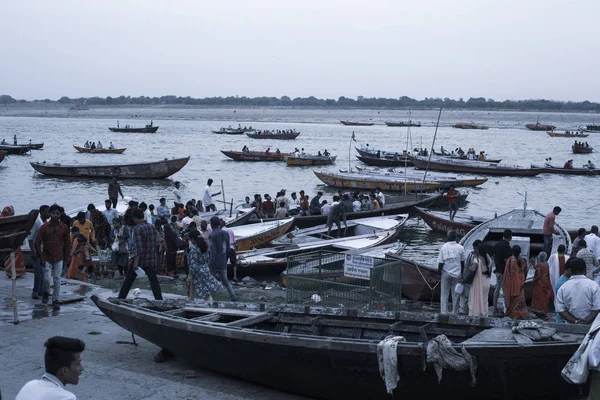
[{"left": 349, "top": 131, "right": 356, "bottom": 172}]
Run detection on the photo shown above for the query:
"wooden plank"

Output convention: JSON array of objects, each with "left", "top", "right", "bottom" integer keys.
[
  {"left": 226, "top": 313, "right": 272, "bottom": 327},
  {"left": 183, "top": 307, "right": 264, "bottom": 317},
  {"left": 191, "top": 313, "right": 221, "bottom": 322}
]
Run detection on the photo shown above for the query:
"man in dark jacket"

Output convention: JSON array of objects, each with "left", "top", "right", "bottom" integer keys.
[{"left": 209, "top": 216, "right": 236, "bottom": 301}]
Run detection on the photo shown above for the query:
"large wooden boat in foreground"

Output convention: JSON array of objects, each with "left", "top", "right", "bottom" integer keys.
[
  {"left": 221, "top": 150, "right": 289, "bottom": 162},
  {"left": 30, "top": 157, "right": 190, "bottom": 179},
  {"left": 92, "top": 296, "right": 588, "bottom": 400},
  {"left": 73, "top": 145, "right": 127, "bottom": 154}
]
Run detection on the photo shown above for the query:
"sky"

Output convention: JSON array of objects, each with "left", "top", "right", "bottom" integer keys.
[{"left": 1, "top": 0, "right": 599, "bottom": 102}]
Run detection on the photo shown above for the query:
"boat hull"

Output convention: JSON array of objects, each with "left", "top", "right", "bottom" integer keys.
[
  {"left": 108, "top": 126, "right": 159, "bottom": 133},
  {"left": 30, "top": 157, "right": 190, "bottom": 179},
  {"left": 572, "top": 145, "right": 593, "bottom": 154},
  {"left": 452, "top": 123, "right": 488, "bottom": 130},
  {"left": 546, "top": 131, "right": 589, "bottom": 138},
  {"left": 356, "top": 155, "right": 413, "bottom": 167},
  {"left": 340, "top": 120, "right": 374, "bottom": 126},
  {"left": 410, "top": 156, "right": 540, "bottom": 176},
  {"left": 285, "top": 155, "right": 336, "bottom": 166},
  {"left": 414, "top": 207, "right": 479, "bottom": 237},
  {"left": 73, "top": 145, "right": 127, "bottom": 154},
  {"left": 245, "top": 132, "right": 300, "bottom": 140},
  {"left": 0, "top": 145, "right": 31, "bottom": 155},
  {"left": 221, "top": 150, "right": 288, "bottom": 162},
  {"left": 385, "top": 121, "right": 421, "bottom": 127},
  {"left": 93, "top": 297, "right": 586, "bottom": 400},
  {"left": 532, "top": 165, "right": 598, "bottom": 175},
  {"left": 0, "top": 210, "right": 39, "bottom": 265},
  {"left": 313, "top": 170, "right": 442, "bottom": 192},
  {"left": 526, "top": 123, "right": 555, "bottom": 131},
  {"left": 235, "top": 218, "right": 295, "bottom": 251}
]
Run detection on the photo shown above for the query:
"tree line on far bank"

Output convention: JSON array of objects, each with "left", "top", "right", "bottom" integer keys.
[{"left": 1, "top": 94, "right": 599, "bottom": 112}]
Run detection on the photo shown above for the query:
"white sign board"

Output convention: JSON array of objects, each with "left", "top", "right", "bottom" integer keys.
[{"left": 344, "top": 253, "right": 375, "bottom": 280}]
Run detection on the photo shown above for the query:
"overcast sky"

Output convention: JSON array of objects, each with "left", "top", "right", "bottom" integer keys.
[{"left": 2, "top": 0, "right": 599, "bottom": 102}]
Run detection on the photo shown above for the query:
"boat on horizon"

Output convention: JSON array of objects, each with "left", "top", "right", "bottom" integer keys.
[
  {"left": 30, "top": 157, "right": 190, "bottom": 179},
  {"left": 385, "top": 121, "right": 421, "bottom": 127},
  {"left": 108, "top": 122, "right": 158, "bottom": 133},
  {"left": 340, "top": 120, "right": 374, "bottom": 126},
  {"left": 452, "top": 122, "right": 489, "bottom": 130}
]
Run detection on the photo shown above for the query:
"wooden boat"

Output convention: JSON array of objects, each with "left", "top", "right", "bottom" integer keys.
[
  {"left": 526, "top": 122, "right": 555, "bottom": 131},
  {"left": 236, "top": 227, "right": 401, "bottom": 276},
  {"left": 584, "top": 124, "right": 600, "bottom": 133},
  {"left": 452, "top": 122, "right": 489, "bottom": 130},
  {"left": 221, "top": 150, "right": 289, "bottom": 162},
  {"left": 30, "top": 157, "right": 190, "bottom": 179},
  {"left": 531, "top": 164, "right": 599, "bottom": 175},
  {"left": 385, "top": 121, "right": 421, "bottom": 127},
  {"left": 73, "top": 145, "right": 127, "bottom": 154},
  {"left": 572, "top": 144, "right": 593, "bottom": 154},
  {"left": 230, "top": 218, "right": 295, "bottom": 251},
  {"left": 356, "top": 154, "right": 412, "bottom": 167},
  {"left": 414, "top": 207, "right": 485, "bottom": 237},
  {"left": 0, "top": 145, "right": 32, "bottom": 155},
  {"left": 432, "top": 150, "right": 502, "bottom": 163},
  {"left": 14, "top": 142, "right": 44, "bottom": 150},
  {"left": 409, "top": 155, "right": 541, "bottom": 177},
  {"left": 108, "top": 123, "right": 158, "bottom": 133},
  {"left": 285, "top": 154, "right": 336, "bottom": 166},
  {"left": 546, "top": 131, "right": 589, "bottom": 138},
  {"left": 0, "top": 152, "right": 5, "bottom": 163},
  {"left": 92, "top": 295, "right": 588, "bottom": 400},
  {"left": 272, "top": 215, "right": 408, "bottom": 246},
  {"left": 314, "top": 170, "right": 442, "bottom": 192},
  {"left": 340, "top": 120, "right": 374, "bottom": 126},
  {"left": 245, "top": 131, "right": 300, "bottom": 140},
  {"left": 0, "top": 210, "right": 39, "bottom": 266}
]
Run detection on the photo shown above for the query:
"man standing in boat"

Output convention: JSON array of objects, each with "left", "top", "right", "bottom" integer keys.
[
  {"left": 437, "top": 230, "right": 465, "bottom": 315},
  {"left": 542, "top": 206, "right": 561, "bottom": 256},
  {"left": 445, "top": 184, "right": 460, "bottom": 221},
  {"left": 203, "top": 179, "right": 221, "bottom": 212},
  {"left": 108, "top": 177, "right": 124, "bottom": 209}
]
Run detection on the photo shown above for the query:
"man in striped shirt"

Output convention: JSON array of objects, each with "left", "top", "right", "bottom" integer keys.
[{"left": 118, "top": 209, "right": 163, "bottom": 300}]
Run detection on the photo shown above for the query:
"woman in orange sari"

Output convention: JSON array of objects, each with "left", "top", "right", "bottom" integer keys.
[
  {"left": 66, "top": 234, "right": 95, "bottom": 281},
  {"left": 531, "top": 251, "right": 554, "bottom": 319},
  {"left": 2, "top": 206, "right": 27, "bottom": 278},
  {"left": 503, "top": 245, "right": 528, "bottom": 319}
]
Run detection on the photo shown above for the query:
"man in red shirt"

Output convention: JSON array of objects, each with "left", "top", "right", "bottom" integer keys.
[
  {"left": 34, "top": 204, "right": 71, "bottom": 310},
  {"left": 299, "top": 190, "right": 310, "bottom": 216},
  {"left": 445, "top": 184, "right": 460, "bottom": 221},
  {"left": 261, "top": 194, "right": 275, "bottom": 218},
  {"left": 543, "top": 206, "right": 562, "bottom": 256}
]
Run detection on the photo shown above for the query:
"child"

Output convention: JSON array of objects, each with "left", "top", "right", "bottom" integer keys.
[
  {"left": 67, "top": 234, "right": 95, "bottom": 281},
  {"left": 96, "top": 239, "right": 112, "bottom": 276},
  {"left": 69, "top": 226, "right": 80, "bottom": 243}
]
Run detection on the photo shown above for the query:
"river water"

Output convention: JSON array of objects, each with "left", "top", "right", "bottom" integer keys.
[{"left": 0, "top": 106, "right": 598, "bottom": 265}]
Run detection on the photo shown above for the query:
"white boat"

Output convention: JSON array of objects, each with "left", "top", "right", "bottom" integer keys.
[{"left": 230, "top": 217, "right": 295, "bottom": 251}]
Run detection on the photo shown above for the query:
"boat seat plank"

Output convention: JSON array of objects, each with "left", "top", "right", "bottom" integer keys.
[
  {"left": 190, "top": 313, "right": 222, "bottom": 322},
  {"left": 163, "top": 309, "right": 187, "bottom": 317},
  {"left": 462, "top": 328, "right": 518, "bottom": 344},
  {"left": 183, "top": 307, "right": 264, "bottom": 317},
  {"left": 226, "top": 313, "right": 272, "bottom": 327}
]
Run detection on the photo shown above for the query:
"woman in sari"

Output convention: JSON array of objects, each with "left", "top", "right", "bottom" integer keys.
[
  {"left": 468, "top": 246, "right": 492, "bottom": 317},
  {"left": 187, "top": 230, "right": 220, "bottom": 304},
  {"left": 2, "top": 206, "right": 27, "bottom": 278},
  {"left": 503, "top": 245, "right": 528, "bottom": 319},
  {"left": 66, "top": 234, "right": 95, "bottom": 281},
  {"left": 531, "top": 251, "right": 554, "bottom": 319}
]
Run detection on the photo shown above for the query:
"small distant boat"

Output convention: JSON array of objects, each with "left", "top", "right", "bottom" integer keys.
[
  {"left": 340, "top": 120, "right": 374, "bottom": 126},
  {"left": 212, "top": 126, "right": 254, "bottom": 135},
  {"left": 355, "top": 146, "right": 405, "bottom": 159},
  {"left": 385, "top": 121, "right": 421, "bottom": 127},
  {"left": 526, "top": 122, "right": 555, "bottom": 131},
  {"left": 452, "top": 122, "right": 489, "bottom": 130},
  {"left": 583, "top": 124, "right": 600, "bottom": 133},
  {"left": 531, "top": 164, "right": 599, "bottom": 175},
  {"left": 245, "top": 130, "right": 300, "bottom": 140},
  {"left": 0, "top": 145, "right": 32, "bottom": 155},
  {"left": 221, "top": 150, "right": 289, "bottom": 162},
  {"left": 356, "top": 154, "right": 412, "bottom": 167},
  {"left": 572, "top": 144, "right": 593, "bottom": 154},
  {"left": 108, "top": 122, "right": 158, "bottom": 133},
  {"left": 285, "top": 154, "right": 336, "bottom": 166},
  {"left": 546, "top": 131, "right": 589, "bottom": 138},
  {"left": 410, "top": 155, "right": 541, "bottom": 176},
  {"left": 73, "top": 145, "right": 127, "bottom": 154},
  {"left": 30, "top": 157, "right": 190, "bottom": 179}
]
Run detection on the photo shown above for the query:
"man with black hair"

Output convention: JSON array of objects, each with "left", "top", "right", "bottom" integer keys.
[
  {"left": 209, "top": 216, "right": 236, "bottom": 301},
  {"left": 15, "top": 336, "right": 85, "bottom": 399},
  {"left": 309, "top": 191, "right": 323, "bottom": 215},
  {"left": 118, "top": 209, "right": 163, "bottom": 300},
  {"left": 107, "top": 176, "right": 124, "bottom": 209},
  {"left": 28, "top": 204, "right": 50, "bottom": 300},
  {"left": 35, "top": 204, "right": 70, "bottom": 310},
  {"left": 571, "top": 227, "right": 588, "bottom": 257},
  {"left": 203, "top": 179, "right": 221, "bottom": 212},
  {"left": 556, "top": 257, "right": 600, "bottom": 324},
  {"left": 542, "top": 206, "right": 562, "bottom": 256}
]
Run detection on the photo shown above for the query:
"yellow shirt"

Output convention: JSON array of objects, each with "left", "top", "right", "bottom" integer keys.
[{"left": 73, "top": 219, "right": 95, "bottom": 243}]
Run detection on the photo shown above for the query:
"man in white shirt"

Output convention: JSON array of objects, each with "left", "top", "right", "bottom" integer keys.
[
  {"left": 173, "top": 181, "right": 183, "bottom": 204},
  {"left": 556, "top": 258, "right": 600, "bottom": 324},
  {"left": 585, "top": 226, "right": 600, "bottom": 263},
  {"left": 320, "top": 200, "right": 331, "bottom": 216},
  {"left": 16, "top": 336, "right": 85, "bottom": 400},
  {"left": 289, "top": 192, "right": 300, "bottom": 209},
  {"left": 203, "top": 179, "right": 221, "bottom": 212},
  {"left": 375, "top": 187, "right": 385, "bottom": 208},
  {"left": 352, "top": 195, "right": 361, "bottom": 212},
  {"left": 437, "top": 230, "right": 465, "bottom": 315},
  {"left": 28, "top": 205, "right": 50, "bottom": 300},
  {"left": 102, "top": 199, "right": 119, "bottom": 230}
]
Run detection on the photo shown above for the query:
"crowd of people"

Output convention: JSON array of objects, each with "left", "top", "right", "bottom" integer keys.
[
  {"left": 83, "top": 141, "right": 116, "bottom": 150},
  {"left": 437, "top": 206, "right": 600, "bottom": 324}
]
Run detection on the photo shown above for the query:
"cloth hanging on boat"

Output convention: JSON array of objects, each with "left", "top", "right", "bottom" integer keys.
[
  {"left": 377, "top": 335, "right": 406, "bottom": 394},
  {"left": 511, "top": 320, "right": 556, "bottom": 342},
  {"left": 426, "top": 334, "right": 477, "bottom": 386}
]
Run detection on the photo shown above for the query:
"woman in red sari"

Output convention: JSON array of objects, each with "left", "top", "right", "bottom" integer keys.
[
  {"left": 503, "top": 245, "right": 528, "bottom": 319},
  {"left": 531, "top": 251, "right": 553, "bottom": 319},
  {"left": 2, "top": 206, "right": 27, "bottom": 278}
]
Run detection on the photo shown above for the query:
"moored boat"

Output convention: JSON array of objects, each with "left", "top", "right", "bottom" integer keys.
[
  {"left": 92, "top": 296, "right": 588, "bottom": 400},
  {"left": 531, "top": 164, "right": 599, "bottom": 175},
  {"left": 340, "top": 120, "right": 374, "bottom": 126},
  {"left": 432, "top": 150, "right": 502, "bottom": 163},
  {"left": 314, "top": 170, "right": 442, "bottom": 192},
  {"left": 108, "top": 122, "right": 158, "bottom": 133},
  {"left": 385, "top": 121, "right": 421, "bottom": 127},
  {"left": 14, "top": 142, "right": 44, "bottom": 150},
  {"left": 0, "top": 145, "right": 32, "bottom": 155},
  {"left": 212, "top": 128, "right": 247, "bottom": 135},
  {"left": 526, "top": 122, "right": 555, "bottom": 131},
  {"left": 285, "top": 154, "right": 336, "bottom": 166},
  {"left": 30, "top": 157, "right": 190, "bottom": 179},
  {"left": 245, "top": 130, "right": 300, "bottom": 140},
  {"left": 356, "top": 154, "right": 412, "bottom": 167},
  {"left": 414, "top": 207, "right": 485, "bottom": 237},
  {"left": 230, "top": 218, "right": 295, "bottom": 251},
  {"left": 409, "top": 155, "right": 541, "bottom": 177},
  {"left": 572, "top": 144, "right": 593, "bottom": 154},
  {"left": 221, "top": 150, "right": 289, "bottom": 162},
  {"left": 0, "top": 210, "right": 39, "bottom": 266},
  {"left": 546, "top": 131, "right": 589, "bottom": 138},
  {"left": 452, "top": 122, "right": 489, "bottom": 130},
  {"left": 73, "top": 145, "right": 127, "bottom": 154}
]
